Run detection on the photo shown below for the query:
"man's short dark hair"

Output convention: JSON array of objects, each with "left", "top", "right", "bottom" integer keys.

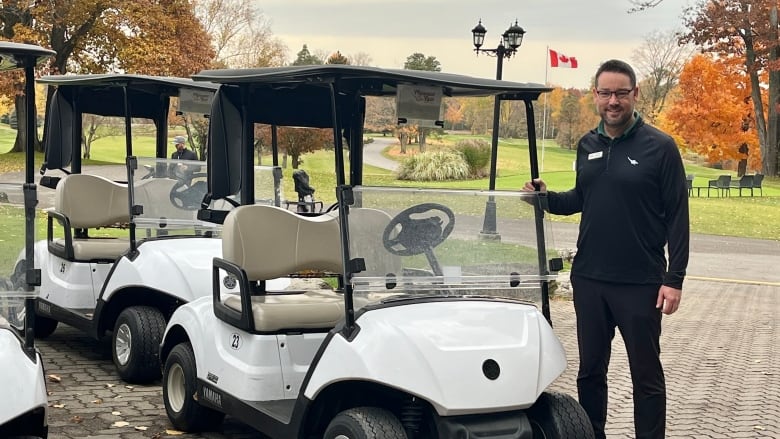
[{"left": 594, "top": 59, "right": 636, "bottom": 89}]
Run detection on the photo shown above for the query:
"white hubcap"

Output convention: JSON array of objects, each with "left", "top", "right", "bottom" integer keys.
[
  {"left": 167, "top": 363, "right": 186, "bottom": 413},
  {"left": 115, "top": 323, "right": 132, "bottom": 365}
]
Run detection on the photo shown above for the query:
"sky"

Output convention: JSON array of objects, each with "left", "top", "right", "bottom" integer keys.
[{"left": 256, "top": 0, "right": 692, "bottom": 89}]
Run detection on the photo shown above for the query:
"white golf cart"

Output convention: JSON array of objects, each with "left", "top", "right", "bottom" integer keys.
[
  {"left": 160, "top": 66, "right": 594, "bottom": 438},
  {"left": 20, "top": 74, "right": 283, "bottom": 383},
  {"left": 0, "top": 42, "right": 54, "bottom": 438}
]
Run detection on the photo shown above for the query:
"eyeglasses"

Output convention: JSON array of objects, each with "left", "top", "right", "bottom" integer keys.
[{"left": 595, "top": 88, "right": 634, "bottom": 101}]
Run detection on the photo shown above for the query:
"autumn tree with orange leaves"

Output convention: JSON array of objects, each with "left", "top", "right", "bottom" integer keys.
[
  {"left": 660, "top": 54, "right": 761, "bottom": 171},
  {"left": 682, "top": 0, "right": 780, "bottom": 176},
  {"left": 0, "top": 0, "right": 215, "bottom": 153}
]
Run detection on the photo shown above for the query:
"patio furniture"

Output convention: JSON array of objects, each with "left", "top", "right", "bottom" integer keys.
[
  {"left": 707, "top": 175, "right": 731, "bottom": 197},
  {"left": 753, "top": 174, "right": 764, "bottom": 196},
  {"left": 730, "top": 174, "right": 754, "bottom": 197}
]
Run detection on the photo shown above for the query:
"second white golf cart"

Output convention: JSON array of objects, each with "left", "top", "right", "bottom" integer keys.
[
  {"left": 25, "top": 75, "right": 283, "bottom": 383},
  {"left": 160, "top": 66, "right": 594, "bottom": 438}
]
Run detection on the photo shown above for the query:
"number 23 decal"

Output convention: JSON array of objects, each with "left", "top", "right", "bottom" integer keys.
[{"left": 230, "top": 333, "right": 241, "bottom": 350}]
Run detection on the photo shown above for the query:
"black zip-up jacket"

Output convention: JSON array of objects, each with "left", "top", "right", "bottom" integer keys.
[{"left": 547, "top": 116, "right": 689, "bottom": 289}]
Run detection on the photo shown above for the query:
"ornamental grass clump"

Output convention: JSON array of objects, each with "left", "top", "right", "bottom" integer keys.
[
  {"left": 454, "top": 139, "right": 491, "bottom": 178},
  {"left": 397, "top": 149, "right": 470, "bottom": 181}
]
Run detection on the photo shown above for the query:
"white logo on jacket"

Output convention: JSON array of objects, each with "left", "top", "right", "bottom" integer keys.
[{"left": 627, "top": 156, "right": 639, "bottom": 166}]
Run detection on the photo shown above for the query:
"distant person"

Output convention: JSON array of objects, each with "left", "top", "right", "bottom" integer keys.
[
  {"left": 171, "top": 135, "right": 197, "bottom": 161},
  {"left": 523, "top": 59, "right": 689, "bottom": 439}
]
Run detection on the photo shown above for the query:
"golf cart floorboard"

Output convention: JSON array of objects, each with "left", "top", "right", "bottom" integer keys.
[{"left": 244, "top": 398, "right": 296, "bottom": 424}]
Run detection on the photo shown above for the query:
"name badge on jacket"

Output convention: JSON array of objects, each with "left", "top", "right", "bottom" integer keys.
[{"left": 588, "top": 151, "right": 603, "bottom": 160}]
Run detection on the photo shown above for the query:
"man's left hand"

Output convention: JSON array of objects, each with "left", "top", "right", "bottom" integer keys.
[{"left": 656, "top": 285, "right": 682, "bottom": 315}]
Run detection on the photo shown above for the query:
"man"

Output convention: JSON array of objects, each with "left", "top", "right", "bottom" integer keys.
[
  {"left": 171, "top": 135, "right": 197, "bottom": 161},
  {"left": 523, "top": 59, "right": 689, "bottom": 439}
]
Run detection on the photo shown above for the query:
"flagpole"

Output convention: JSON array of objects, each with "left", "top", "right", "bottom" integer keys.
[{"left": 541, "top": 46, "right": 549, "bottom": 173}]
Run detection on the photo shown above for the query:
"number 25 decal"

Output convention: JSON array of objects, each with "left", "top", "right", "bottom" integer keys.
[{"left": 230, "top": 333, "right": 241, "bottom": 350}]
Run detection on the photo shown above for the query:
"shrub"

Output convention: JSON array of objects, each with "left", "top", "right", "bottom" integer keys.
[
  {"left": 397, "top": 149, "right": 470, "bottom": 181},
  {"left": 455, "top": 139, "right": 491, "bottom": 178}
]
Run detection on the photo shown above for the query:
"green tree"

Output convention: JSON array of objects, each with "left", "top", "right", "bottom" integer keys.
[
  {"left": 403, "top": 53, "right": 441, "bottom": 72},
  {"left": 292, "top": 44, "right": 324, "bottom": 66}
]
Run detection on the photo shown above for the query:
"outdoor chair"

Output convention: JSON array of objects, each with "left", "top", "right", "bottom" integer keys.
[
  {"left": 707, "top": 175, "right": 731, "bottom": 197},
  {"left": 731, "top": 175, "right": 754, "bottom": 197},
  {"left": 753, "top": 174, "right": 764, "bottom": 196},
  {"left": 686, "top": 174, "right": 695, "bottom": 197},
  {"left": 285, "top": 169, "right": 322, "bottom": 213}
]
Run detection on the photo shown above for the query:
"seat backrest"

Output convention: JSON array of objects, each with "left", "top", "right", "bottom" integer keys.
[
  {"left": 222, "top": 205, "right": 342, "bottom": 281},
  {"left": 754, "top": 174, "right": 764, "bottom": 187},
  {"left": 55, "top": 174, "right": 129, "bottom": 228},
  {"left": 686, "top": 175, "right": 694, "bottom": 189},
  {"left": 739, "top": 175, "right": 753, "bottom": 186},
  {"left": 717, "top": 175, "right": 731, "bottom": 187}
]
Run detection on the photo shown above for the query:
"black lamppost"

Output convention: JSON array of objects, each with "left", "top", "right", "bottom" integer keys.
[{"left": 471, "top": 19, "right": 525, "bottom": 240}]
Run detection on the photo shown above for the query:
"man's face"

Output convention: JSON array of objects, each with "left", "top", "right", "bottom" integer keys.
[
  {"left": 176, "top": 142, "right": 185, "bottom": 151},
  {"left": 593, "top": 71, "right": 637, "bottom": 131}
]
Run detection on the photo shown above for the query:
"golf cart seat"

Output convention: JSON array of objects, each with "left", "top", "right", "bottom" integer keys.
[
  {"left": 215, "top": 205, "right": 344, "bottom": 333},
  {"left": 47, "top": 174, "right": 130, "bottom": 262}
]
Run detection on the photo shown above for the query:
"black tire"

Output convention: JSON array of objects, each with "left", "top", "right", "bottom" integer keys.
[
  {"left": 163, "top": 343, "right": 224, "bottom": 432},
  {"left": 324, "top": 407, "right": 408, "bottom": 439},
  {"left": 34, "top": 315, "right": 58, "bottom": 338},
  {"left": 527, "top": 391, "right": 595, "bottom": 439},
  {"left": 111, "top": 306, "right": 166, "bottom": 383}
]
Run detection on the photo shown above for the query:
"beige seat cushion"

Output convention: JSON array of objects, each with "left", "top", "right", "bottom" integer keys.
[
  {"left": 223, "top": 289, "right": 345, "bottom": 332},
  {"left": 53, "top": 237, "right": 129, "bottom": 261}
]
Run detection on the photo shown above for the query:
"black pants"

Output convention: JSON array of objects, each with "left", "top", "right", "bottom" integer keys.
[{"left": 571, "top": 275, "right": 666, "bottom": 439}]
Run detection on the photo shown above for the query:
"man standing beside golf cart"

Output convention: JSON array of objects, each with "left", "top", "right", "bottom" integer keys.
[{"left": 524, "top": 59, "right": 689, "bottom": 439}]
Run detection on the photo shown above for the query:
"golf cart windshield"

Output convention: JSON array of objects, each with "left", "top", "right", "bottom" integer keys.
[
  {"left": 128, "top": 156, "right": 283, "bottom": 234},
  {"left": 346, "top": 186, "right": 558, "bottom": 308},
  {"left": 0, "top": 183, "right": 35, "bottom": 329}
]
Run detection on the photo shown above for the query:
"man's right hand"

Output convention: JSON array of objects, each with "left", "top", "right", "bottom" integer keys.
[{"left": 522, "top": 178, "right": 547, "bottom": 193}]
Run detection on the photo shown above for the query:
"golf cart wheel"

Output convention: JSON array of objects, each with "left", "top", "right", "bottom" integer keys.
[
  {"left": 324, "top": 407, "right": 408, "bottom": 439},
  {"left": 163, "top": 343, "right": 224, "bottom": 432},
  {"left": 112, "top": 306, "right": 166, "bottom": 383},
  {"left": 527, "top": 391, "right": 594, "bottom": 439},
  {"left": 34, "top": 315, "right": 58, "bottom": 338}
]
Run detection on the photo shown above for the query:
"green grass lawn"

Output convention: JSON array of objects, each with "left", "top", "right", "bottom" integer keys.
[{"left": 2, "top": 127, "right": 779, "bottom": 241}]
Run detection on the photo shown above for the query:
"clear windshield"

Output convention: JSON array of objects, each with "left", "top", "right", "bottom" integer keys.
[
  {"left": 0, "top": 183, "right": 35, "bottom": 330},
  {"left": 129, "top": 157, "right": 283, "bottom": 236},
  {"left": 346, "top": 186, "right": 558, "bottom": 308}
]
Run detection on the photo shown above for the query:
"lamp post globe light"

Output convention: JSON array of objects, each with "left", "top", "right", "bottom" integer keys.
[{"left": 471, "top": 19, "right": 525, "bottom": 239}]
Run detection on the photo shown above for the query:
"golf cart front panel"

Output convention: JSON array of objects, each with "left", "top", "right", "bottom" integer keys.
[{"left": 302, "top": 186, "right": 565, "bottom": 414}]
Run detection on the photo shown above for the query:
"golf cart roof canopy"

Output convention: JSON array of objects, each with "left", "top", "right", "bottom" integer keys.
[
  {"left": 195, "top": 64, "right": 551, "bottom": 99},
  {"left": 0, "top": 42, "right": 54, "bottom": 71},
  {"left": 39, "top": 74, "right": 218, "bottom": 119},
  {"left": 40, "top": 74, "right": 218, "bottom": 171},
  {"left": 200, "top": 65, "right": 552, "bottom": 201}
]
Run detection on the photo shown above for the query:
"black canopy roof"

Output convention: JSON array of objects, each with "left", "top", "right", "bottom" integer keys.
[
  {"left": 0, "top": 41, "right": 55, "bottom": 71},
  {"left": 194, "top": 64, "right": 551, "bottom": 99}
]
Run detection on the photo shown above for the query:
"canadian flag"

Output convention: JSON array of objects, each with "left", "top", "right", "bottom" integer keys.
[{"left": 549, "top": 49, "right": 578, "bottom": 68}]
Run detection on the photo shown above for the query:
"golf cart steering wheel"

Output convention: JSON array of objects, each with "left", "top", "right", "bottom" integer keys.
[
  {"left": 169, "top": 171, "right": 208, "bottom": 210},
  {"left": 382, "top": 203, "right": 455, "bottom": 257}
]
